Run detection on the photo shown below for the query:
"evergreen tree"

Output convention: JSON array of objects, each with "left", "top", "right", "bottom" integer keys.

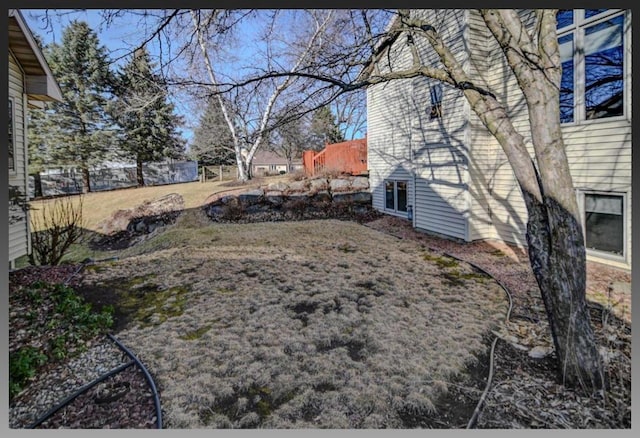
[
  {"left": 189, "top": 97, "right": 235, "bottom": 166},
  {"left": 309, "top": 106, "right": 344, "bottom": 150},
  {"left": 37, "top": 21, "right": 115, "bottom": 193},
  {"left": 110, "top": 47, "right": 185, "bottom": 186}
]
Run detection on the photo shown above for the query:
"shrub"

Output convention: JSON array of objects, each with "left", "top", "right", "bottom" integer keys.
[
  {"left": 29, "top": 195, "right": 85, "bottom": 266},
  {"left": 9, "top": 346, "right": 47, "bottom": 400},
  {"left": 9, "top": 282, "right": 114, "bottom": 401}
]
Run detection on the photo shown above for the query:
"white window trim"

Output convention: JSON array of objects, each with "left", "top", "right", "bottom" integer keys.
[
  {"left": 9, "top": 97, "right": 17, "bottom": 175},
  {"left": 558, "top": 9, "right": 628, "bottom": 126},
  {"left": 578, "top": 190, "right": 627, "bottom": 263},
  {"left": 384, "top": 179, "right": 409, "bottom": 216}
]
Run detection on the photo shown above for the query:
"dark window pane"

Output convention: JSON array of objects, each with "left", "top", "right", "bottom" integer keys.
[
  {"left": 429, "top": 84, "right": 443, "bottom": 119},
  {"left": 9, "top": 99, "right": 14, "bottom": 171},
  {"left": 585, "top": 9, "right": 608, "bottom": 19},
  {"left": 585, "top": 15, "right": 624, "bottom": 120},
  {"left": 559, "top": 34, "right": 574, "bottom": 123},
  {"left": 385, "top": 180, "right": 395, "bottom": 209},
  {"left": 397, "top": 181, "right": 407, "bottom": 212},
  {"left": 585, "top": 194, "right": 623, "bottom": 255},
  {"left": 557, "top": 10, "right": 573, "bottom": 29}
]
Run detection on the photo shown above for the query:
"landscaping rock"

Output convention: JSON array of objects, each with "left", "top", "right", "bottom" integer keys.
[
  {"left": 239, "top": 189, "right": 264, "bottom": 203},
  {"left": 287, "top": 180, "right": 309, "bottom": 193},
  {"left": 333, "top": 192, "right": 372, "bottom": 204},
  {"left": 267, "top": 181, "right": 289, "bottom": 192},
  {"left": 351, "top": 176, "right": 369, "bottom": 190},
  {"left": 528, "top": 346, "right": 554, "bottom": 359},
  {"left": 329, "top": 178, "right": 351, "bottom": 192},
  {"left": 309, "top": 178, "right": 328, "bottom": 193},
  {"left": 97, "top": 193, "right": 184, "bottom": 235}
]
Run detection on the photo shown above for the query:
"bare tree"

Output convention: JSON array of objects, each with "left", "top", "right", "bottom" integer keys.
[{"left": 188, "top": 9, "right": 337, "bottom": 181}]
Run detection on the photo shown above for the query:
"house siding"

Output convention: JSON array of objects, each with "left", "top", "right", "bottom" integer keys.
[
  {"left": 9, "top": 51, "right": 29, "bottom": 264},
  {"left": 368, "top": 9, "right": 470, "bottom": 237},
  {"left": 465, "top": 9, "right": 632, "bottom": 269},
  {"left": 367, "top": 79, "right": 414, "bottom": 217}
]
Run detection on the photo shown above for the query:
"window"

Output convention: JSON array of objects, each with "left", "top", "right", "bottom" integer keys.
[
  {"left": 429, "top": 84, "right": 443, "bottom": 119},
  {"left": 557, "top": 9, "right": 626, "bottom": 124},
  {"left": 385, "top": 180, "right": 408, "bottom": 214},
  {"left": 583, "top": 193, "right": 625, "bottom": 258},
  {"left": 9, "top": 99, "right": 15, "bottom": 172}
]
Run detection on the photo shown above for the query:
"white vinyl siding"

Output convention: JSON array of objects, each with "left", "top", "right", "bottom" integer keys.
[
  {"left": 466, "top": 9, "right": 631, "bottom": 269},
  {"left": 368, "top": 9, "right": 470, "bottom": 239},
  {"left": 9, "top": 51, "right": 29, "bottom": 264}
]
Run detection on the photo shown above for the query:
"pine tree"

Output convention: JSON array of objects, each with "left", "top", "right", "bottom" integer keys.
[
  {"left": 189, "top": 97, "right": 235, "bottom": 166},
  {"left": 38, "top": 21, "right": 115, "bottom": 193},
  {"left": 309, "top": 106, "right": 344, "bottom": 150},
  {"left": 110, "top": 47, "right": 185, "bottom": 186}
]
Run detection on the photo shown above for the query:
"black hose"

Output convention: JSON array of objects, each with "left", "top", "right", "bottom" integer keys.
[
  {"left": 439, "top": 252, "right": 514, "bottom": 429},
  {"left": 108, "top": 334, "right": 162, "bottom": 429},
  {"left": 28, "top": 360, "right": 135, "bottom": 429},
  {"left": 64, "top": 256, "right": 120, "bottom": 286}
]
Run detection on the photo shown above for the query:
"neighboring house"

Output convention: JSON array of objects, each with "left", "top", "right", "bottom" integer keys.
[
  {"left": 252, "top": 150, "right": 302, "bottom": 176},
  {"left": 8, "top": 9, "right": 63, "bottom": 268},
  {"left": 364, "top": 9, "right": 631, "bottom": 270}
]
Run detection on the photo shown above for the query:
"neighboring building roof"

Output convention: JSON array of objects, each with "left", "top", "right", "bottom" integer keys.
[
  {"left": 8, "top": 9, "right": 63, "bottom": 106},
  {"left": 253, "top": 150, "right": 301, "bottom": 166}
]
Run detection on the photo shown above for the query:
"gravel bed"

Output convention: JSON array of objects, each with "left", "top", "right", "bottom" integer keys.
[{"left": 9, "top": 340, "right": 128, "bottom": 428}]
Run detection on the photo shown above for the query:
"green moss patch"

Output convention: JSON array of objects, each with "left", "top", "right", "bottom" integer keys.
[
  {"left": 179, "top": 325, "right": 212, "bottom": 341},
  {"left": 423, "top": 253, "right": 459, "bottom": 269}
]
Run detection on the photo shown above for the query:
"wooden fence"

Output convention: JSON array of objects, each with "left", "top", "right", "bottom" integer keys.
[
  {"left": 302, "top": 138, "right": 367, "bottom": 176},
  {"left": 199, "top": 165, "right": 238, "bottom": 182}
]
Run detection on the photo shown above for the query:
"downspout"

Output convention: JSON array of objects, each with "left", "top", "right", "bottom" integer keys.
[
  {"left": 23, "top": 92, "right": 31, "bottom": 256},
  {"left": 411, "top": 79, "right": 417, "bottom": 228},
  {"left": 462, "top": 9, "right": 471, "bottom": 243}
]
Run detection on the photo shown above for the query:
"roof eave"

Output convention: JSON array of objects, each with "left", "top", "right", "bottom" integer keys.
[{"left": 9, "top": 9, "right": 63, "bottom": 102}]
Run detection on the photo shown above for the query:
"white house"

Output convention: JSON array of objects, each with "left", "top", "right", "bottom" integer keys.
[
  {"left": 365, "top": 9, "right": 631, "bottom": 270},
  {"left": 8, "top": 9, "right": 63, "bottom": 268}
]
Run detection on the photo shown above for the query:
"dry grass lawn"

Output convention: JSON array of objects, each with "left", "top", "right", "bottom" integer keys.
[{"left": 79, "top": 218, "right": 508, "bottom": 428}]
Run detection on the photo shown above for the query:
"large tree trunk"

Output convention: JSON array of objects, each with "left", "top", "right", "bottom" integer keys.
[
  {"left": 136, "top": 158, "right": 145, "bottom": 186},
  {"left": 236, "top": 153, "right": 249, "bottom": 182},
  {"left": 523, "top": 190, "right": 606, "bottom": 392}
]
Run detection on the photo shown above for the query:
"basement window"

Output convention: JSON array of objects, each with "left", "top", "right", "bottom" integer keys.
[
  {"left": 385, "top": 180, "right": 408, "bottom": 214},
  {"left": 583, "top": 192, "right": 625, "bottom": 258}
]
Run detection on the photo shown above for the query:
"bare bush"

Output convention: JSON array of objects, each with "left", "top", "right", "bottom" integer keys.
[{"left": 29, "top": 196, "right": 85, "bottom": 266}]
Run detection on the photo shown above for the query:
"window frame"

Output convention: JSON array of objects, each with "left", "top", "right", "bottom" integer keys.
[
  {"left": 578, "top": 190, "right": 627, "bottom": 262},
  {"left": 557, "top": 9, "right": 628, "bottom": 126},
  {"left": 384, "top": 179, "right": 409, "bottom": 215},
  {"left": 9, "top": 97, "right": 16, "bottom": 174}
]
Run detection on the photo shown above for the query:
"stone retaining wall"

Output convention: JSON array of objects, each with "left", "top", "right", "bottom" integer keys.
[{"left": 205, "top": 175, "right": 376, "bottom": 223}]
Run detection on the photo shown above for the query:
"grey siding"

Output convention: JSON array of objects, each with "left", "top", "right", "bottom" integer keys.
[
  {"left": 368, "top": 9, "right": 470, "bottom": 239},
  {"left": 466, "top": 9, "right": 632, "bottom": 269},
  {"left": 9, "top": 51, "right": 29, "bottom": 263},
  {"left": 367, "top": 79, "right": 414, "bottom": 217}
]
